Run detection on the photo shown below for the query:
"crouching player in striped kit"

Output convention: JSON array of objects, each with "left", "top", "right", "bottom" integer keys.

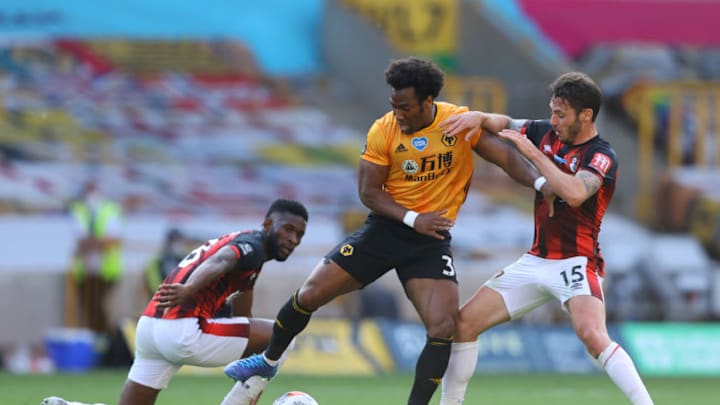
[{"left": 43, "top": 199, "right": 309, "bottom": 405}]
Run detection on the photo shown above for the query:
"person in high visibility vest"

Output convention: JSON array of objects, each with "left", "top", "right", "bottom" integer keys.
[
  {"left": 69, "top": 181, "right": 124, "bottom": 335},
  {"left": 143, "top": 228, "right": 186, "bottom": 299}
]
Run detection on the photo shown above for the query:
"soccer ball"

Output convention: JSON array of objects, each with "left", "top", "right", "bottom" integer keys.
[
  {"left": 41, "top": 398, "right": 68, "bottom": 405},
  {"left": 40, "top": 398, "right": 107, "bottom": 405},
  {"left": 272, "top": 391, "right": 319, "bottom": 405}
]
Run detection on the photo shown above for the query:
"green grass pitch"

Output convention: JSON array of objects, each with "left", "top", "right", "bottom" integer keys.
[{"left": 1, "top": 369, "right": 716, "bottom": 404}]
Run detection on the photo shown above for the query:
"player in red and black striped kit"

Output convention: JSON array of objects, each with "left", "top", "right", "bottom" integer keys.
[
  {"left": 439, "top": 72, "right": 654, "bottom": 405},
  {"left": 118, "top": 199, "right": 308, "bottom": 405},
  {"left": 523, "top": 117, "right": 615, "bottom": 285}
]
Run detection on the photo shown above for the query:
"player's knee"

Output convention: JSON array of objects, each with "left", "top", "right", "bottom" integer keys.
[
  {"left": 426, "top": 316, "right": 456, "bottom": 339},
  {"left": 575, "top": 325, "right": 608, "bottom": 355},
  {"left": 454, "top": 316, "right": 480, "bottom": 341},
  {"left": 295, "top": 285, "right": 325, "bottom": 312}
]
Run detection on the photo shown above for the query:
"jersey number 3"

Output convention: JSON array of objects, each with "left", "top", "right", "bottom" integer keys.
[{"left": 442, "top": 255, "right": 455, "bottom": 277}]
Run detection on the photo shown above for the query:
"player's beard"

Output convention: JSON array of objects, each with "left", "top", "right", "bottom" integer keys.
[
  {"left": 267, "top": 235, "right": 287, "bottom": 261},
  {"left": 558, "top": 117, "right": 582, "bottom": 144}
]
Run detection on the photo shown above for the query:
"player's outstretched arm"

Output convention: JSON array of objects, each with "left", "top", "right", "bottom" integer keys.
[
  {"left": 440, "top": 111, "right": 511, "bottom": 141},
  {"left": 473, "top": 130, "right": 538, "bottom": 188},
  {"left": 498, "top": 129, "right": 596, "bottom": 207}
]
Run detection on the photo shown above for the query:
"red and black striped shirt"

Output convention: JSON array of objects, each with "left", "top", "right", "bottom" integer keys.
[
  {"left": 523, "top": 120, "right": 617, "bottom": 277},
  {"left": 143, "top": 230, "right": 266, "bottom": 319}
]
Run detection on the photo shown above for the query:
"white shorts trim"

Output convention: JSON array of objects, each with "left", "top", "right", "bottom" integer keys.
[
  {"left": 484, "top": 254, "right": 604, "bottom": 320},
  {"left": 128, "top": 316, "right": 250, "bottom": 389}
]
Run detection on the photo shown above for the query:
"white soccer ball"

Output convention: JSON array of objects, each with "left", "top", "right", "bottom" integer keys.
[
  {"left": 40, "top": 397, "right": 106, "bottom": 405},
  {"left": 272, "top": 390, "right": 319, "bottom": 405},
  {"left": 41, "top": 398, "right": 68, "bottom": 405}
]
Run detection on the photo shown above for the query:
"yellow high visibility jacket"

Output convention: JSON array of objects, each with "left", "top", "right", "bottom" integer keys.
[{"left": 71, "top": 200, "right": 123, "bottom": 282}]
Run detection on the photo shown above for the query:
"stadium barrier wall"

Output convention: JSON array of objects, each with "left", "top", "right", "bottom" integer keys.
[{"left": 113, "top": 318, "right": 720, "bottom": 377}]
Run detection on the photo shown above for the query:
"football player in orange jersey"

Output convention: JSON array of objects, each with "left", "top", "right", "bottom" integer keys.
[{"left": 225, "top": 57, "right": 546, "bottom": 405}]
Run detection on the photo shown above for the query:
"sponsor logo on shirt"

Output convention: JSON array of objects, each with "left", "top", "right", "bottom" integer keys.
[
  {"left": 401, "top": 160, "right": 419, "bottom": 174},
  {"left": 403, "top": 153, "right": 454, "bottom": 182},
  {"left": 589, "top": 152, "right": 612, "bottom": 175},
  {"left": 395, "top": 143, "right": 408, "bottom": 153},
  {"left": 238, "top": 243, "right": 254, "bottom": 256},
  {"left": 412, "top": 137, "right": 428, "bottom": 151}
]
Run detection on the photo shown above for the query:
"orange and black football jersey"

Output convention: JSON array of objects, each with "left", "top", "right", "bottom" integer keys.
[
  {"left": 143, "top": 230, "right": 265, "bottom": 319},
  {"left": 361, "top": 102, "right": 480, "bottom": 221}
]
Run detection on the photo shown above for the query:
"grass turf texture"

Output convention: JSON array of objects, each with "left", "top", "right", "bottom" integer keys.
[{"left": 1, "top": 370, "right": 715, "bottom": 405}]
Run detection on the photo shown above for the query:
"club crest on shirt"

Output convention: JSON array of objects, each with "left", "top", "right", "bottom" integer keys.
[
  {"left": 568, "top": 155, "right": 579, "bottom": 173},
  {"left": 401, "top": 159, "right": 419, "bottom": 174},
  {"left": 340, "top": 244, "right": 354, "bottom": 256},
  {"left": 412, "top": 137, "right": 428, "bottom": 151},
  {"left": 441, "top": 134, "right": 456, "bottom": 147}
]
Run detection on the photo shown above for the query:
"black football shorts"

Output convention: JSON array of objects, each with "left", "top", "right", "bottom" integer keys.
[{"left": 326, "top": 213, "right": 457, "bottom": 286}]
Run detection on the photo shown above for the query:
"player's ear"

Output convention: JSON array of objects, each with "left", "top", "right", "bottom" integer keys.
[
  {"left": 422, "top": 95, "right": 433, "bottom": 109},
  {"left": 581, "top": 108, "right": 593, "bottom": 123},
  {"left": 262, "top": 217, "right": 273, "bottom": 232}
]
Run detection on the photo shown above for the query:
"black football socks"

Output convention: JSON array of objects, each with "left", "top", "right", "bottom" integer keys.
[
  {"left": 265, "top": 290, "right": 313, "bottom": 361},
  {"left": 407, "top": 335, "right": 453, "bottom": 405}
]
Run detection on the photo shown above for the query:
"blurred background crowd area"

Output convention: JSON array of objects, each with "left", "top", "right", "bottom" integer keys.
[{"left": 3, "top": 0, "right": 720, "bottom": 362}]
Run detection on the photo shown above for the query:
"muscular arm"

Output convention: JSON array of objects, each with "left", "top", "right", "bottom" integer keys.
[
  {"left": 357, "top": 159, "right": 407, "bottom": 222},
  {"left": 473, "top": 130, "right": 539, "bottom": 188},
  {"left": 440, "top": 111, "right": 514, "bottom": 139},
  {"left": 540, "top": 165, "right": 601, "bottom": 208},
  {"left": 357, "top": 157, "right": 454, "bottom": 239},
  {"left": 572, "top": 171, "right": 603, "bottom": 205},
  {"left": 506, "top": 132, "right": 602, "bottom": 207},
  {"left": 154, "top": 245, "right": 239, "bottom": 309},
  {"left": 182, "top": 246, "right": 238, "bottom": 294},
  {"left": 481, "top": 112, "right": 514, "bottom": 133}
]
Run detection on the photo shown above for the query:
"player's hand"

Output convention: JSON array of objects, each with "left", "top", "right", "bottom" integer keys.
[
  {"left": 414, "top": 209, "right": 454, "bottom": 240},
  {"left": 539, "top": 183, "right": 557, "bottom": 218},
  {"left": 497, "top": 129, "right": 536, "bottom": 156},
  {"left": 499, "top": 129, "right": 557, "bottom": 217},
  {"left": 440, "top": 111, "right": 485, "bottom": 141},
  {"left": 153, "top": 283, "right": 192, "bottom": 309}
]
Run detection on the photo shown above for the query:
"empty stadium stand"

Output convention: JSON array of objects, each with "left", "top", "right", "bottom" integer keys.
[{"left": 0, "top": 40, "right": 363, "bottom": 216}]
